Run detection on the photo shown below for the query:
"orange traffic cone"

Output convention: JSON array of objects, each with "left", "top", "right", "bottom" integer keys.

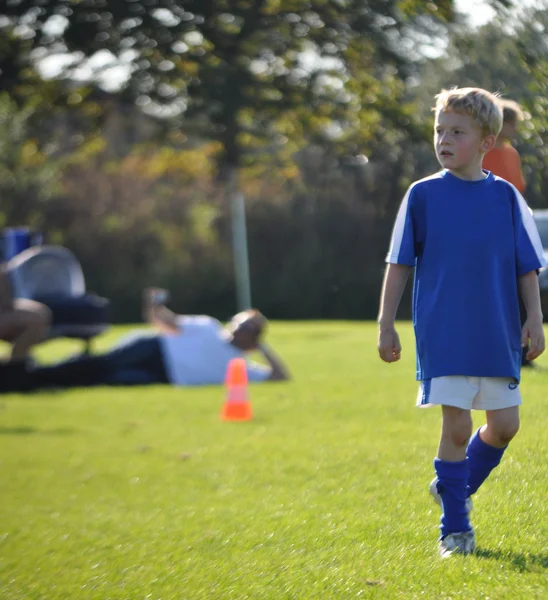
[{"left": 221, "top": 358, "right": 252, "bottom": 421}]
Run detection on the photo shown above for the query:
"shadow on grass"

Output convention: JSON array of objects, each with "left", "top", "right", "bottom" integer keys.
[
  {"left": 0, "top": 426, "right": 76, "bottom": 436},
  {"left": 475, "top": 548, "right": 548, "bottom": 571}
]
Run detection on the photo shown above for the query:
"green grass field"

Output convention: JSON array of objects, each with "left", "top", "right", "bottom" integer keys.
[{"left": 1, "top": 322, "right": 547, "bottom": 599}]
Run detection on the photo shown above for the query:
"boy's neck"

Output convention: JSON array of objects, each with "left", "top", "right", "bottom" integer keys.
[{"left": 447, "top": 163, "right": 487, "bottom": 182}]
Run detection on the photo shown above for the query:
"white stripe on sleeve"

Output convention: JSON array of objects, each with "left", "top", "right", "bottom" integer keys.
[
  {"left": 386, "top": 187, "right": 412, "bottom": 263},
  {"left": 509, "top": 182, "right": 547, "bottom": 268}
]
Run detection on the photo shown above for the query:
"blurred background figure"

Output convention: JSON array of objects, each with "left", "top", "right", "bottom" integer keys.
[
  {"left": 483, "top": 98, "right": 526, "bottom": 193},
  {"left": 483, "top": 99, "right": 532, "bottom": 367},
  {"left": 21, "top": 288, "right": 289, "bottom": 391},
  {"left": 0, "top": 262, "right": 51, "bottom": 389}
]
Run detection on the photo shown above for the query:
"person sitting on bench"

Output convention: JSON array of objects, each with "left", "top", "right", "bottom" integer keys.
[{"left": 0, "top": 262, "right": 51, "bottom": 389}]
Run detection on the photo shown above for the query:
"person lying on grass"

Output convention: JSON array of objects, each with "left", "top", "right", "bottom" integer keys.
[{"left": 16, "top": 288, "right": 289, "bottom": 390}]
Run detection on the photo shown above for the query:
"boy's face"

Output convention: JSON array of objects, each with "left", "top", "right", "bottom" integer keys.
[{"left": 434, "top": 110, "right": 495, "bottom": 178}]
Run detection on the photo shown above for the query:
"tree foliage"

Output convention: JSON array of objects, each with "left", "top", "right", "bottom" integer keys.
[
  {"left": 0, "top": 93, "right": 62, "bottom": 228},
  {"left": 2, "top": 0, "right": 463, "bottom": 172}
]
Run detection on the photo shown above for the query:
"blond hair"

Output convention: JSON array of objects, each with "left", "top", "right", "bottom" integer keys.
[
  {"left": 434, "top": 87, "right": 503, "bottom": 137},
  {"left": 500, "top": 98, "right": 524, "bottom": 124}
]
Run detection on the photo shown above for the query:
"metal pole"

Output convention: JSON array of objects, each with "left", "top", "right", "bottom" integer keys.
[{"left": 229, "top": 178, "right": 252, "bottom": 311}]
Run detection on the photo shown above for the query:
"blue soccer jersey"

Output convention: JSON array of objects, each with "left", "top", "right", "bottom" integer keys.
[{"left": 386, "top": 169, "right": 546, "bottom": 382}]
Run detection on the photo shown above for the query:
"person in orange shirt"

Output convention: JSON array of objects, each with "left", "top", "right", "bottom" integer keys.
[
  {"left": 483, "top": 99, "right": 532, "bottom": 367},
  {"left": 482, "top": 99, "right": 526, "bottom": 192}
]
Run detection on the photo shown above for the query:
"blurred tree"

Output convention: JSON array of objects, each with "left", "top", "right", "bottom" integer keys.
[
  {"left": 1, "top": 1, "right": 468, "bottom": 169},
  {"left": 1, "top": 0, "right": 464, "bottom": 308},
  {"left": 0, "top": 93, "right": 62, "bottom": 229},
  {"left": 0, "top": 0, "right": 524, "bottom": 320}
]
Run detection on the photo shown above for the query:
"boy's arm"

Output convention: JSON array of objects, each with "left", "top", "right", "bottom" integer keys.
[
  {"left": 377, "top": 263, "right": 412, "bottom": 362},
  {"left": 518, "top": 271, "right": 545, "bottom": 360}
]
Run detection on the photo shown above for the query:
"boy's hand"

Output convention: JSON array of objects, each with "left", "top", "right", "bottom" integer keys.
[
  {"left": 378, "top": 325, "right": 402, "bottom": 363},
  {"left": 521, "top": 315, "right": 545, "bottom": 360}
]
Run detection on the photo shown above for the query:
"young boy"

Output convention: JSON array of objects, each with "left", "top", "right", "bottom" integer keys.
[{"left": 377, "top": 88, "right": 545, "bottom": 558}]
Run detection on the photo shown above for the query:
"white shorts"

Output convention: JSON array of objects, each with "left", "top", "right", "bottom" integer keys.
[{"left": 417, "top": 376, "right": 522, "bottom": 411}]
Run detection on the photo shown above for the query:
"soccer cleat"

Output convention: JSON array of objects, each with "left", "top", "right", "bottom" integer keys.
[
  {"left": 429, "top": 477, "right": 473, "bottom": 513},
  {"left": 439, "top": 531, "right": 476, "bottom": 558}
]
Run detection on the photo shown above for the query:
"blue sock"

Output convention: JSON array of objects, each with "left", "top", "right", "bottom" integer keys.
[
  {"left": 434, "top": 458, "right": 472, "bottom": 539},
  {"left": 466, "top": 427, "right": 507, "bottom": 497}
]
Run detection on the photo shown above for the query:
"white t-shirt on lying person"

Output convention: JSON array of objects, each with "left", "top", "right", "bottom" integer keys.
[{"left": 159, "top": 315, "right": 270, "bottom": 386}]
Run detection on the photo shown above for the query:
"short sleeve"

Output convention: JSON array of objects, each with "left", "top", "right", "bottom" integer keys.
[
  {"left": 246, "top": 361, "right": 271, "bottom": 382},
  {"left": 385, "top": 186, "right": 417, "bottom": 266},
  {"left": 511, "top": 187, "right": 547, "bottom": 276}
]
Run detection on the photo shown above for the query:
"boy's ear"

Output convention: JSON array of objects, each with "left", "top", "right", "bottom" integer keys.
[{"left": 481, "top": 133, "right": 496, "bottom": 153}]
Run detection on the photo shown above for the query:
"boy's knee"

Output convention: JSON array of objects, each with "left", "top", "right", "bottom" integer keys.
[
  {"left": 485, "top": 408, "right": 520, "bottom": 447},
  {"left": 442, "top": 408, "right": 473, "bottom": 448},
  {"left": 449, "top": 428, "right": 472, "bottom": 449},
  {"left": 491, "top": 420, "right": 519, "bottom": 446}
]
